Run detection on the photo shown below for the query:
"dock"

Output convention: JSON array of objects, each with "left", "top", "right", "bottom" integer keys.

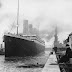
[{"left": 42, "top": 52, "right": 60, "bottom": 72}]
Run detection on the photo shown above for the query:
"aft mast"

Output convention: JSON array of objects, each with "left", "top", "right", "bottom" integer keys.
[{"left": 17, "top": 0, "right": 19, "bottom": 35}]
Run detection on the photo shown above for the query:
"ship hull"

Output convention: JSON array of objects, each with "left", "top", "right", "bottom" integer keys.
[{"left": 4, "top": 34, "right": 45, "bottom": 59}]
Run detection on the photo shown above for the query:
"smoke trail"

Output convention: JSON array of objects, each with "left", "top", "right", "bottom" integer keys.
[{"left": 32, "top": 14, "right": 70, "bottom": 44}]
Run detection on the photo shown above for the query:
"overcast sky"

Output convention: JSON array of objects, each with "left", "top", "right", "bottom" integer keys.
[
  {"left": 0, "top": 0, "right": 72, "bottom": 44},
  {"left": 1, "top": 0, "right": 72, "bottom": 30}
]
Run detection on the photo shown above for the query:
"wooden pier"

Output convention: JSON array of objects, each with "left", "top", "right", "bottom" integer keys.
[{"left": 42, "top": 52, "right": 60, "bottom": 72}]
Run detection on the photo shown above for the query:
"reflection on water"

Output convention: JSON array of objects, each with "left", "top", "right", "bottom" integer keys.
[{"left": 0, "top": 51, "right": 50, "bottom": 72}]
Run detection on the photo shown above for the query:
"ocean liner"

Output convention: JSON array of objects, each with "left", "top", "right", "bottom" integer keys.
[
  {"left": 4, "top": 33, "right": 45, "bottom": 57},
  {"left": 3, "top": 0, "right": 45, "bottom": 59}
]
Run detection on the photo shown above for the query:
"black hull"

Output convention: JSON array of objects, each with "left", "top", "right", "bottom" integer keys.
[{"left": 4, "top": 34, "right": 45, "bottom": 59}]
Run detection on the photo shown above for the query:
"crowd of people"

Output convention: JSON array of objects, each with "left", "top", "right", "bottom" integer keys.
[{"left": 51, "top": 44, "right": 72, "bottom": 63}]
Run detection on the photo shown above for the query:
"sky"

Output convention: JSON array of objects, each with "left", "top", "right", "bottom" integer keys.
[{"left": 0, "top": 0, "right": 72, "bottom": 45}]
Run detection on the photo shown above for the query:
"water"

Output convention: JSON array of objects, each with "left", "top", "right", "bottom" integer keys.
[{"left": 0, "top": 51, "right": 50, "bottom": 72}]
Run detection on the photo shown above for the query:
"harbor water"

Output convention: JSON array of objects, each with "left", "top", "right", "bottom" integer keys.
[{"left": 0, "top": 50, "right": 51, "bottom": 72}]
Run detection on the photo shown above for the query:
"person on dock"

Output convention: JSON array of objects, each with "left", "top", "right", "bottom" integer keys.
[
  {"left": 58, "top": 44, "right": 72, "bottom": 63},
  {"left": 53, "top": 47, "right": 57, "bottom": 53}
]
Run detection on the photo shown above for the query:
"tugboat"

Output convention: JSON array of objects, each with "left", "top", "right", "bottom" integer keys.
[{"left": 3, "top": 0, "right": 45, "bottom": 60}]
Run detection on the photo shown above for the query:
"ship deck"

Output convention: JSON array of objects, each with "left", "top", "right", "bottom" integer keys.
[
  {"left": 4, "top": 33, "right": 32, "bottom": 41},
  {"left": 4, "top": 33, "right": 45, "bottom": 46}
]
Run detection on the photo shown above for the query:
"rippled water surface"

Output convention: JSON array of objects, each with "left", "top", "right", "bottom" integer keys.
[{"left": 0, "top": 51, "right": 50, "bottom": 72}]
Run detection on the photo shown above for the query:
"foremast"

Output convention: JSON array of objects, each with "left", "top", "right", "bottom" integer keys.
[{"left": 17, "top": 0, "right": 19, "bottom": 35}]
